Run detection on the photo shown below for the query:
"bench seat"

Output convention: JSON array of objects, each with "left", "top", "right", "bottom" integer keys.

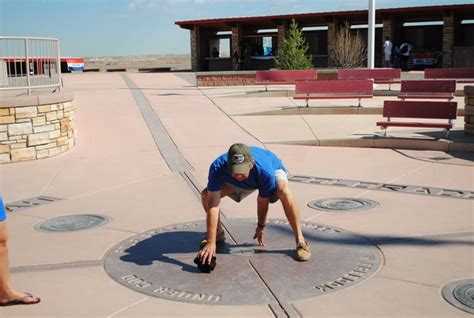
[
  {"left": 398, "top": 94, "right": 454, "bottom": 100},
  {"left": 338, "top": 68, "right": 401, "bottom": 90},
  {"left": 422, "top": 78, "right": 474, "bottom": 84},
  {"left": 376, "top": 121, "right": 453, "bottom": 129},
  {"left": 372, "top": 79, "right": 401, "bottom": 84},
  {"left": 256, "top": 80, "right": 297, "bottom": 85},
  {"left": 397, "top": 80, "right": 456, "bottom": 101},
  {"left": 294, "top": 79, "right": 373, "bottom": 107},
  {"left": 424, "top": 68, "right": 474, "bottom": 84},
  {"left": 376, "top": 100, "right": 457, "bottom": 138},
  {"left": 376, "top": 100, "right": 457, "bottom": 137},
  {"left": 294, "top": 94, "right": 373, "bottom": 100}
]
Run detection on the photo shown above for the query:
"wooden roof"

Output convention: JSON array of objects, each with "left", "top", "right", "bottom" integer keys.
[{"left": 175, "top": 4, "right": 474, "bottom": 31}]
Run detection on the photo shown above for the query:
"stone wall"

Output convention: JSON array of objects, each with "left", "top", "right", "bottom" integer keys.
[
  {"left": 196, "top": 70, "right": 338, "bottom": 87},
  {"left": 0, "top": 93, "right": 76, "bottom": 164},
  {"left": 465, "top": 86, "right": 474, "bottom": 135},
  {"left": 196, "top": 72, "right": 256, "bottom": 86}
]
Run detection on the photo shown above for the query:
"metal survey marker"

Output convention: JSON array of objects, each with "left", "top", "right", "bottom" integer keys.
[
  {"left": 308, "top": 197, "right": 379, "bottom": 212},
  {"left": 442, "top": 279, "right": 474, "bottom": 314},
  {"left": 35, "top": 214, "right": 109, "bottom": 232},
  {"left": 105, "top": 218, "right": 382, "bottom": 313}
]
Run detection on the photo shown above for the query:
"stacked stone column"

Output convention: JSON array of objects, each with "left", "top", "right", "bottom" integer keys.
[
  {"left": 442, "top": 12, "right": 454, "bottom": 68},
  {"left": 464, "top": 86, "right": 474, "bottom": 135},
  {"left": 0, "top": 100, "right": 76, "bottom": 163},
  {"left": 277, "top": 21, "right": 288, "bottom": 54},
  {"left": 231, "top": 24, "right": 242, "bottom": 71},
  {"left": 327, "top": 19, "right": 338, "bottom": 68},
  {"left": 190, "top": 26, "right": 201, "bottom": 72}
]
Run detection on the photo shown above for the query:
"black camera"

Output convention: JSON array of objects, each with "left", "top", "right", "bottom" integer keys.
[{"left": 194, "top": 256, "right": 217, "bottom": 273}]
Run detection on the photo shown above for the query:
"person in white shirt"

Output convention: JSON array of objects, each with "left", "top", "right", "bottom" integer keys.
[{"left": 383, "top": 37, "right": 393, "bottom": 68}]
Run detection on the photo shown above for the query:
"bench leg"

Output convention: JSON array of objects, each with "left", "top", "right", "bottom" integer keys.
[
  {"left": 265, "top": 85, "right": 268, "bottom": 92},
  {"left": 358, "top": 98, "right": 361, "bottom": 107},
  {"left": 388, "top": 83, "right": 392, "bottom": 91},
  {"left": 445, "top": 129, "right": 450, "bottom": 139},
  {"left": 306, "top": 99, "right": 309, "bottom": 107}
]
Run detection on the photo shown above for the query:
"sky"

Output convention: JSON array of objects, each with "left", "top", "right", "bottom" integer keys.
[{"left": 0, "top": 0, "right": 472, "bottom": 57}]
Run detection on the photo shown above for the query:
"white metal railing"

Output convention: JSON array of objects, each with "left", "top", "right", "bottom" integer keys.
[{"left": 0, "top": 36, "right": 62, "bottom": 96}]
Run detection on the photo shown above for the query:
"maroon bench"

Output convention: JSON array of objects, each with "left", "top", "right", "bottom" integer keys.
[
  {"left": 398, "top": 80, "right": 456, "bottom": 101},
  {"left": 294, "top": 79, "right": 373, "bottom": 107},
  {"left": 338, "top": 68, "right": 401, "bottom": 90},
  {"left": 377, "top": 100, "right": 457, "bottom": 137},
  {"left": 424, "top": 68, "right": 474, "bottom": 83},
  {"left": 255, "top": 69, "right": 317, "bottom": 91}
]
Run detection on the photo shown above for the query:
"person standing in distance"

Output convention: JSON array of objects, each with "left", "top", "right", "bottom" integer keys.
[
  {"left": 399, "top": 41, "right": 413, "bottom": 71},
  {"left": 383, "top": 36, "right": 393, "bottom": 68},
  {"left": 197, "top": 143, "right": 311, "bottom": 266}
]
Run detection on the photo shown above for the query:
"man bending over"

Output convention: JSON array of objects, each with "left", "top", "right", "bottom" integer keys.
[{"left": 197, "top": 143, "right": 311, "bottom": 266}]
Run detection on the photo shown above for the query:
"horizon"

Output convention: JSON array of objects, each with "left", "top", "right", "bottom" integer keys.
[
  {"left": 84, "top": 53, "right": 191, "bottom": 58},
  {"left": 1, "top": 0, "right": 472, "bottom": 57}
]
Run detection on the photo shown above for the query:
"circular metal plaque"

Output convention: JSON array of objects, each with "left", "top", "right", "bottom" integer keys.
[
  {"left": 442, "top": 279, "right": 474, "bottom": 314},
  {"left": 104, "top": 218, "right": 382, "bottom": 306},
  {"left": 308, "top": 197, "right": 379, "bottom": 212},
  {"left": 36, "top": 214, "right": 109, "bottom": 232}
]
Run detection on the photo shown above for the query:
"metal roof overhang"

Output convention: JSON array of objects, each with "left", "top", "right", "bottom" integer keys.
[{"left": 175, "top": 4, "right": 474, "bottom": 31}]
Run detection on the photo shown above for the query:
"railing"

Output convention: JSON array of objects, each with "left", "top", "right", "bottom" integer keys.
[{"left": 0, "top": 36, "right": 62, "bottom": 96}]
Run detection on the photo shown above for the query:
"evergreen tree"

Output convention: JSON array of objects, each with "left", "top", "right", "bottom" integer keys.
[{"left": 275, "top": 19, "right": 313, "bottom": 70}]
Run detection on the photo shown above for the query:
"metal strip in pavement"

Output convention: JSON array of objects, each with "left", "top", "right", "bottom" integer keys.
[
  {"left": 5, "top": 196, "right": 62, "bottom": 213},
  {"left": 11, "top": 260, "right": 103, "bottom": 273},
  {"left": 248, "top": 260, "right": 299, "bottom": 318},
  {"left": 289, "top": 175, "right": 473, "bottom": 200},
  {"left": 121, "top": 74, "right": 192, "bottom": 172}
]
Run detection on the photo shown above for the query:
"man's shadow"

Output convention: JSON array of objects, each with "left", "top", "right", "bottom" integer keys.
[
  {"left": 120, "top": 231, "right": 231, "bottom": 273},
  {"left": 119, "top": 231, "right": 293, "bottom": 273}
]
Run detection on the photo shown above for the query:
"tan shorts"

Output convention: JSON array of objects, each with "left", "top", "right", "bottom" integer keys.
[{"left": 226, "top": 169, "right": 287, "bottom": 203}]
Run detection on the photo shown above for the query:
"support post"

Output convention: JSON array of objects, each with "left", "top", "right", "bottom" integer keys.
[
  {"left": 368, "top": 0, "right": 375, "bottom": 69},
  {"left": 56, "top": 39, "right": 62, "bottom": 92},
  {"left": 25, "top": 38, "right": 31, "bottom": 96}
]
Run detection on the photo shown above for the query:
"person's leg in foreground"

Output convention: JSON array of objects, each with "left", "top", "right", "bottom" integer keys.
[
  {"left": 0, "top": 223, "right": 41, "bottom": 306},
  {"left": 0, "top": 196, "right": 40, "bottom": 306}
]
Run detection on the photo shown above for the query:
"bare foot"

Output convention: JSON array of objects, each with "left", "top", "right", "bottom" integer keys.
[{"left": 0, "top": 292, "right": 41, "bottom": 306}]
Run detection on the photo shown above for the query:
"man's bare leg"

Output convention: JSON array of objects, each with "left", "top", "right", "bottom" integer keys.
[
  {"left": 0, "top": 222, "right": 40, "bottom": 304},
  {"left": 275, "top": 179, "right": 305, "bottom": 244},
  {"left": 275, "top": 179, "right": 311, "bottom": 261}
]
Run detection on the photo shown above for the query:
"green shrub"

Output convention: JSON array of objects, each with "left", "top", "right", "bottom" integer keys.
[{"left": 275, "top": 19, "right": 313, "bottom": 70}]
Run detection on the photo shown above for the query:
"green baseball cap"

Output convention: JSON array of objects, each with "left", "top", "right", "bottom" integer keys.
[{"left": 227, "top": 143, "right": 253, "bottom": 174}]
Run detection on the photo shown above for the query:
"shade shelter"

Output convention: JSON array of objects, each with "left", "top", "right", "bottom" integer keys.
[{"left": 175, "top": 4, "right": 474, "bottom": 72}]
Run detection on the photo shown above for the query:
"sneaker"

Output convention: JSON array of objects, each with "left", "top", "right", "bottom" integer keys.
[{"left": 296, "top": 241, "right": 311, "bottom": 261}]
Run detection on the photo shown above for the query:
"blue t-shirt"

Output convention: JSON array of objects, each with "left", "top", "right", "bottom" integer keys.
[
  {"left": 0, "top": 194, "right": 6, "bottom": 222},
  {"left": 207, "top": 147, "right": 286, "bottom": 198}
]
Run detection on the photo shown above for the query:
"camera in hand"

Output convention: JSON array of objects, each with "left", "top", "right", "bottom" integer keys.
[{"left": 194, "top": 256, "right": 216, "bottom": 273}]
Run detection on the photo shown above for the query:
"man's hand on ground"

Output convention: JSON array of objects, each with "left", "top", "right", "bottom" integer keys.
[
  {"left": 197, "top": 242, "right": 216, "bottom": 265},
  {"left": 253, "top": 227, "right": 265, "bottom": 246}
]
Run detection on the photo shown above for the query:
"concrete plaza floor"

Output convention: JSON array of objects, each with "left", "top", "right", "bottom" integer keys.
[{"left": 1, "top": 72, "right": 473, "bottom": 317}]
